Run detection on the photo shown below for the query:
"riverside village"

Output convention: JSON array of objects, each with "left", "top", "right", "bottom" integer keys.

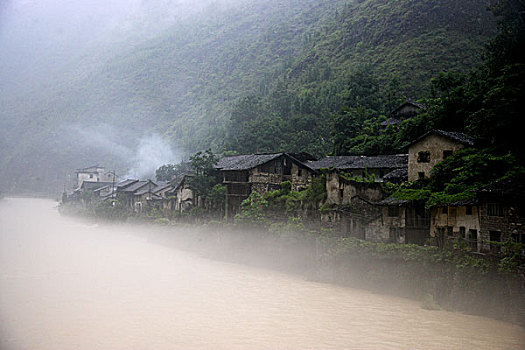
[{"left": 61, "top": 102, "right": 525, "bottom": 324}]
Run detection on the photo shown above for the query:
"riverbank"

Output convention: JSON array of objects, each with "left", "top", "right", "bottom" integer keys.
[{"left": 57, "top": 199, "right": 525, "bottom": 325}]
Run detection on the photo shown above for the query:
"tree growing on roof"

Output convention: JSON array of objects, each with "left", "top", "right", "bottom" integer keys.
[
  {"left": 187, "top": 149, "right": 224, "bottom": 210},
  {"left": 155, "top": 162, "right": 191, "bottom": 181}
]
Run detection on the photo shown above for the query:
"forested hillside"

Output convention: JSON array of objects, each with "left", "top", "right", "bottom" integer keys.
[{"left": 0, "top": 0, "right": 496, "bottom": 194}]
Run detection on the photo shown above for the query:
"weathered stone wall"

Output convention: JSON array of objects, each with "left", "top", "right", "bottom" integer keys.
[
  {"left": 408, "top": 134, "right": 465, "bottom": 181},
  {"left": 325, "top": 172, "right": 384, "bottom": 205},
  {"left": 339, "top": 168, "right": 394, "bottom": 182},
  {"left": 290, "top": 163, "right": 313, "bottom": 191},
  {"left": 366, "top": 207, "right": 407, "bottom": 243},
  {"left": 77, "top": 173, "right": 99, "bottom": 187},
  {"left": 430, "top": 205, "right": 480, "bottom": 238},
  {"left": 478, "top": 203, "right": 524, "bottom": 252}
]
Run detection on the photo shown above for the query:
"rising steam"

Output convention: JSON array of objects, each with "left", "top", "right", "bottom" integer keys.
[{"left": 70, "top": 124, "right": 180, "bottom": 179}]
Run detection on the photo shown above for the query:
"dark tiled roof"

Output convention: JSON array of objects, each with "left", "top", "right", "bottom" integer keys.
[
  {"left": 383, "top": 168, "right": 408, "bottom": 181},
  {"left": 390, "top": 101, "right": 425, "bottom": 116},
  {"left": 152, "top": 182, "right": 172, "bottom": 194},
  {"left": 216, "top": 153, "right": 284, "bottom": 171},
  {"left": 80, "top": 181, "right": 113, "bottom": 191},
  {"left": 308, "top": 154, "right": 408, "bottom": 170},
  {"left": 132, "top": 181, "right": 159, "bottom": 196},
  {"left": 377, "top": 197, "right": 411, "bottom": 206},
  {"left": 171, "top": 176, "right": 185, "bottom": 190},
  {"left": 407, "top": 130, "right": 474, "bottom": 148},
  {"left": 93, "top": 185, "right": 111, "bottom": 192},
  {"left": 116, "top": 179, "right": 138, "bottom": 188},
  {"left": 121, "top": 180, "right": 150, "bottom": 193},
  {"left": 433, "top": 199, "right": 479, "bottom": 207},
  {"left": 476, "top": 177, "right": 525, "bottom": 198},
  {"left": 167, "top": 175, "right": 190, "bottom": 193}
]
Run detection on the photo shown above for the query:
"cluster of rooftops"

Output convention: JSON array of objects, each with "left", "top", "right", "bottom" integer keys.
[
  {"left": 75, "top": 128, "right": 479, "bottom": 197},
  {"left": 70, "top": 126, "right": 525, "bottom": 251}
]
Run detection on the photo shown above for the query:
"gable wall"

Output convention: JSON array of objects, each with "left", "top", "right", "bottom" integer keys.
[{"left": 408, "top": 134, "right": 465, "bottom": 181}]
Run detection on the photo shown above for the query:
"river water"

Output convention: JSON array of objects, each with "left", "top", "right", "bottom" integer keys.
[{"left": 0, "top": 198, "right": 523, "bottom": 349}]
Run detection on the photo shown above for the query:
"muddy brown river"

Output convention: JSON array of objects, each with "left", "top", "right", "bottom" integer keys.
[{"left": 0, "top": 198, "right": 524, "bottom": 349}]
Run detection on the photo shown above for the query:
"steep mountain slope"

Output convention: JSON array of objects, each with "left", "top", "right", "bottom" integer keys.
[{"left": 0, "top": 0, "right": 495, "bottom": 194}]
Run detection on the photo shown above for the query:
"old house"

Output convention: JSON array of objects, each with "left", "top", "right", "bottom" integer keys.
[
  {"left": 407, "top": 130, "right": 474, "bottom": 181},
  {"left": 74, "top": 180, "right": 114, "bottom": 207},
  {"left": 308, "top": 155, "right": 411, "bottom": 241},
  {"left": 149, "top": 182, "right": 174, "bottom": 212},
  {"left": 165, "top": 175, "right": 195, "bottom": 212},
  {"left": 75, "top": 165, "right": 117, "bottom": 188},
  {"left": 216, "top": 153, "right": 317, "bottom": 219},
  {"left": 381, "top": 101, "right": 425, "bottom": 126},
  {"left": 430, "top": 199, "right": 481, "bottom": 251},
  {"left": 132, "top": 181, "right": 168, "bottom": 214},
  {"left": 476, "top": 177, "right": 525, "bottom": 253},
  {"left": 116, "top": 179, "right": 156, "bottom": 210},
  {"left": 321, "top": 196, "right": 382, "bottom": 240},
  {"left": 93, "top": 184, "right": 115, "bottom": 200},
  {"left": 353, "top": 196, "right": 431, "bottom": 245}
]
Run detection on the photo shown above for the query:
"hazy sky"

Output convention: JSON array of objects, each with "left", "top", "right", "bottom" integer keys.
[{"left": 0, "top": 0, "right": 225, "bottom": 93}]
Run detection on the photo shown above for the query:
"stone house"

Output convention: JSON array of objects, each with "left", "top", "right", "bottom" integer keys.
[
  {"left": 116, "top": 179, "right": 157, "bottom": 210},
  {"left": 367, "top": 197, "right": 430, "bottom": 245},
  {"left": 381, "top": 101, "right": 425, "bottom": 126},
  {"left": 73, "top": 180, "right": 113, "bottom": 207},
  {"left": 132, "top": 181, "right": 172, "bottom": 214},
  {"left": 476, "top": 177, "right": 525, "bottom": 253},
  {"left": 165, "top": 175, "right": 195, "bottom": 213},
  {"left": 308, "top": 155, "right": 415, "bottom": 242},
  {"left": 323, "top": 174, "right": 384, "bottom": 206},
  {"left": 216, "top": 153, "right": 317, "bottom": 219},
  {"left": 150, "top": 182, "right": 174, "bottom": 211},
  {"left": 93, "top": 184, "right": 115, "bottom": 200},
  {"left": 321, "top": 196, "right": 381, "bottom": 240},
  {"left": 407, "top": 130, "right": 474, "bottom": 181},
  {"left": 430, "top": 199, "right": 481, "bottom": 251}
]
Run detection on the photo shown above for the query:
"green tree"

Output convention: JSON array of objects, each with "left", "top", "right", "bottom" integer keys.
[{"left": 187, "top": 149, "right": 222, "bottom": 208}]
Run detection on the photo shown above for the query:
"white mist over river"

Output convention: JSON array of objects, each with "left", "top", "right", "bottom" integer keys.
[{"left": 0, "top": 198, "right": 523, "bottom": 349}]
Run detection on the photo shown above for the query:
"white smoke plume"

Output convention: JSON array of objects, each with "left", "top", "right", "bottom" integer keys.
[
  {"left": 126, "top": 134, "right": 179, "bottom": 179},
  {"left": 69, "top": 124, "right": 180, "bottom": 180}
]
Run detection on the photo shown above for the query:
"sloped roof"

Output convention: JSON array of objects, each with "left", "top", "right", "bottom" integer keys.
[
  {"left": 383, "top": 168, "right": 408, "bottom": 181},
  {"left": 377, "top": 197, "right": 412, "bottom": 206},
  {"left": 390, "top": 101, "right": 425, "bottom": 116},
  {"left": 131, "top": 181, "right": 159, "bottom": 196},
  {"left": 380, "top": 117, "right": 401, "bottom": 126},
  {"left": 216, "top": 153, "right": 284, "bottom": 171},
  {"left": 308, "top": 154, "right": 408, "bottom": 170},
  {"left": 121, "top": 180, "right": 150, "bottom": 193},
  {"left": 93, "top": 185, "right": 111, "bottom": 192},
  {"left": 80, "top": 181, "right": 113, "bottom": 191},
  {"left": 476, "top": 177, "right": 525, "bottom": 199},
  {"left": 407, "top": 130, "right": 474, "bottom": 148},
  {"left": 152, "top": 182, "right": 171, "bottom": 194},
  {"left": 116, "top": 179, "right": 138, "bottom": 188},
  {"left": 170, "top": 176, "right": 185, "bottom": 190},
  {"left": 433, "top": 198, "right": 479, "bottom": 207},
  {"left": 138, "top": 182, "right": 172, "bottom": 196}
]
